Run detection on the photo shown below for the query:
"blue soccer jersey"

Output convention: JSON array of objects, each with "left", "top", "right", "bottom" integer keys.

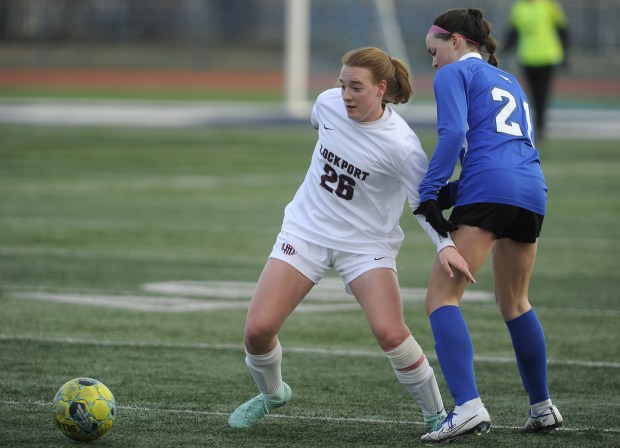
[{"left": 419, "top": 54, "right": 547, "bottom": 215}]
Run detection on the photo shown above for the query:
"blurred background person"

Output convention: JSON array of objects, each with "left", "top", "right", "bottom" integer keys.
[{"left": 504, "top": 0, "right": 569, "bottom": 139}]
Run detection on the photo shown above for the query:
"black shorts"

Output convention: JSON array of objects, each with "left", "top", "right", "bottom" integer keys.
[{"left": 449, "top": 203, "right": 544, "bottom": 243}]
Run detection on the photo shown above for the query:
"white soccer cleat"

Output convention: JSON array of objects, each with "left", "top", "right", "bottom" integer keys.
[
  {"left": 523, "top": 405, "right": 563, "bottom": 432},
  {"left": 420, "top": 405, "right": 491, "bottom": 443}
]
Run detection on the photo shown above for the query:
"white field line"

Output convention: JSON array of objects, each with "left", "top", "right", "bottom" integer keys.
[
  {"left": 7, "top": 291, "right": 360, "bottom": 313},
  {"left": 0, "top": 245, "right": 265, "bottom": 264},
  {"left": 2, "top": 399, "right": 618, "bottom": 434},
  {"left": 4, "top": 282, "right": 618, "bottom": 317},
  {"left": 1, "top": 100, "right": 619, "bottom": 140},
  {"left": 1, "top": 334, "right": 618, "bottom": 369},
  {"left": 140, "top": 279, "right": 493, "bottom": 302},
  {"left": 4, "top": 278, "right": 492, "bottom": 313}
]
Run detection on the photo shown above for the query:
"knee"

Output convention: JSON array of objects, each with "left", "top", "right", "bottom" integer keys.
[
  {"left": 374, "top": 326, "right": 411, "bottom": 352},
  {"left": 384, "top": 333, "right": 425, "bottom": 371},
  {"left": 243, "top": 320, "right": 277, "bottom": 353}
]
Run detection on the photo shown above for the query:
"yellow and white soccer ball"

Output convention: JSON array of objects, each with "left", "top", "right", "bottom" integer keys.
[{"left": 52, "top": 377, "right": 117, "bottom": 441}]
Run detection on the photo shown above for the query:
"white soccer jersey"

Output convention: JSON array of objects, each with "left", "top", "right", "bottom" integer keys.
[{"left": 281, "top": 88, "right": 453, "bottom": 257}]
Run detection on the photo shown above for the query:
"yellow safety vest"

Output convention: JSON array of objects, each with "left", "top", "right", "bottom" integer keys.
[{"left": 510, "top": 0, "right": 567, "bottom": 66}]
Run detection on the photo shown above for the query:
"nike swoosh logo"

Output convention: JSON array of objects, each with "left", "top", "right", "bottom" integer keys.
[
  {"left": 323, "top": 124, "right": 334, "bottom": 130},
  {"left": 441, "top": 416, "right": 476, "bottom": 435},
  {"left": 374, "top": 257, "right": 386, "bottom": 261}
]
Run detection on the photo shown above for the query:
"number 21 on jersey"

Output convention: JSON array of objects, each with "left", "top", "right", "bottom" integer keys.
[{"left": 491, "top": 87, "right": 533, "bottom": 142}]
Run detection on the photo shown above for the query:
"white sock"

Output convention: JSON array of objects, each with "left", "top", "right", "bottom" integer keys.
[
  {"left": 245, "top": 340, "right": 283, "bottom": 397},
  {"left": 531, "top": 399, "right": 553, "bottom": 416},
  {"left": 385, "top": 335, "right": 444, "bottom": 417},
  {"left": 454, "top": 397, "right": 483, "bottom": 415}
]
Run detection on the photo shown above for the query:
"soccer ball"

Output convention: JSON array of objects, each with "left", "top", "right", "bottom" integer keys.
[{"left": 52, "top": 377, "right": 117, "bottom": 441}]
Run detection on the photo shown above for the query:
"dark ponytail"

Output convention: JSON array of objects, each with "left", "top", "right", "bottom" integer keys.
[{"left": 433, "top": 8, "right": 500, "bottom": 67}]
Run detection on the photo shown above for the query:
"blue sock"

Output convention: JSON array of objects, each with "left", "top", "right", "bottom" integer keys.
[
  {"left": 429, "top": 305, "right": 479, "bottom": 406},
  {"left": 506, "top": 308, "right": 550, "bottom": 405}
]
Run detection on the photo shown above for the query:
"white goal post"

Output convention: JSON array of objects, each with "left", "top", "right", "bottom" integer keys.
[
  {"left": 284, "top": 0, "right": 311, "bottom": 117},
  {"left": 284, "top": 0, "right": 410, "bottom": 118}
]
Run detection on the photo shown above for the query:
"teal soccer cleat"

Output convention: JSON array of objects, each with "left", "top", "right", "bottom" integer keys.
[
  {"left": 228, "top": 383, "right": 292, "bottom": 429},
  {"left": 424, "top": 409, "right": 448, "bottom": 432}
]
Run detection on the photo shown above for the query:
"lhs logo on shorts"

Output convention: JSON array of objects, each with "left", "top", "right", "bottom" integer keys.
[{"left": 281, "top": 242, "right": 297, "bottom": 256}]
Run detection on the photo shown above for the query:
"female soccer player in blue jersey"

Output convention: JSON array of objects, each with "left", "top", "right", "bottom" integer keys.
[
  {"left": 227, "top": 47, "right": 476, "bottom": 434},
  {"left": 413, "top": 8, "right": 563, "bottom": 443}
]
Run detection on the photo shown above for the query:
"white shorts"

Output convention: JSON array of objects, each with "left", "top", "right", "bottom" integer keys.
[{"left": 269, "top": 231, "right": 397, "bottom": 294}]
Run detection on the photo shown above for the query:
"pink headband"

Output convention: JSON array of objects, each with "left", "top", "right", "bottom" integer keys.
[
  {"left": 428, "top": 24, "right": 451, "bottom": 35},
  {"left": 428, "top": 24, "right": 480, "bottom": 47}
]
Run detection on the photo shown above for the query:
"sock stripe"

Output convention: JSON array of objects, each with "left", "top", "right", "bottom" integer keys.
[{"left": 397, "top": 354, "right": 426, "bottom": 372}]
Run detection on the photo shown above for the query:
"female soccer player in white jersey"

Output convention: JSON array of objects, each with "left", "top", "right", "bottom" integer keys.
[
  {"left": 227, "top": 47, "right": 476, "bottom": 434},
  {"left": 413, "top": 9, "right": 563, "bottom": 443}
]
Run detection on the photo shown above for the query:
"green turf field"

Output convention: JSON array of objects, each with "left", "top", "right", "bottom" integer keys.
[{"left": 0, "top": 124, "right": 618, "bottom": 447}]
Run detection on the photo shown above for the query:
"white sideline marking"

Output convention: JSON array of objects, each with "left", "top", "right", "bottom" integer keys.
[
  {"left": 1, "top": 100, "right": 619, "bottom": 140},
  {"left": 2, "top": 399, "right": 618, "bottom": 433},
  {"left": 142, "top": 279, "right": 493, "bottom": 302},
  {"left": 7, "top": 278, "right": 492, "bottom": 313},
  {"left": 1, "top": 334, "right": 617, "bottom": 369},
  {"left": 4, "top": 282, "right": 618, "bottom": 317},
  {"left": 8, "top": 291, "right": 359, "bottom": 313}
]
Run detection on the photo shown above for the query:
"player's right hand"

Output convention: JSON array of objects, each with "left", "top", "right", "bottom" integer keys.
[
  {"left": 436, "top": 184, "right": 454, "bottom": 210},
  {"left": 413, "top": 200, "right": 458, "bottom": 238}
]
